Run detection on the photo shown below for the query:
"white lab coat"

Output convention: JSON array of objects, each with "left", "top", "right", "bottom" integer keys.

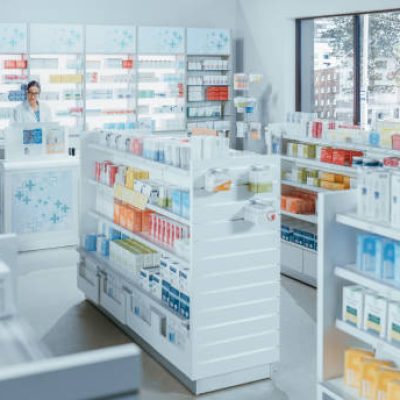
[{"left": 12, "top": 101, "right": 53, "bottom": 123}]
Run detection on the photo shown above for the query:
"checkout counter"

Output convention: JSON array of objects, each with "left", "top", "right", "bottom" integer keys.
[{"left": 0, "top": 123, "right": 79, "bottom": 252}]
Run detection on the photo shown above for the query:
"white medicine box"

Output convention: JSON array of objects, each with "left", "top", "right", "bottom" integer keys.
[
  {"left": 363, "top": 292, "right": 388, "bottom": 338},
  {"left": 342, "top": 285, "right": 365, "bottom": 329}
]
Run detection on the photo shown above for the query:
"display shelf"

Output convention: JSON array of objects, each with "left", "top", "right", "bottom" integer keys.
[
  {"left": 85, "top": 54, "right": 136, "bottom": 131},
  {"left": 79, "top": 248, "right": 188, "bottom": 323},
  {"left": 336, "top": 212, "right": 400, "bottom": 241},
  {"left": 335, "top": 265, "right": 400, "bottom": 301},
  {"left": 88, "top": 143, "right": 190, "bottom": 183},
  {"left": 79, "top": 133, "right": 280, "bottom": 394},
  {"left": 137, "top": 55, "right": 185, "bottom": 133},
  {"left": 281, "top": 134, "right": 400, "bottom": 157},
  {"left": 88, "top": 178, "right": 190, "bottom": 226},
  {"left": 29, "top": 54, "right": 84, "bottom": 129},
  {"left": 281, "top": 239, "right": 316, "bottom": 254},
  {"left": 281, "top": 155, "right": 357, "bottom": 176},
  {"left": 0, "top": 54, "right": 29, "bottom": 130},
  {"left": 336, "top": 319, "right": 400, "bottom": 360},
  {"left": 88, "top": 209, "right": 189, "bottom": 266},
  {"left": 281, "top": 210, "right": 317, "bottom": 224},
  {"left": 281, "top": 179, "right": 328, "bottom": 193},
  {"left": 319, "top": 378, "right": 359, "bottom": 400}
]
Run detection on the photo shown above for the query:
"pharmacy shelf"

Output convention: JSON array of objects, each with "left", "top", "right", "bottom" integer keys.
[
  {"left": 88, "top": 209, "right": 189, "bottom": 266},
  {"left": 281, "top": 179, "right": 328, "bottom": 193},
  {"left": 281, "top": 239, "right": 317, "bottom": 254},
  {"left": 88, "top": 179, "right": 190, "bottom": 226},
  {"left": 281, "top": 210, "right": 317, "bottom": 224},
  {"left": 78, "top": 247, "right": 188, "bottom": 324},
  {"left": 335, "top": 319, "right": 400, "bottom": 360},
  {"left": 281, "top": 134, "right": 400, "bottom": 157},
  {"left": 187, "top": 69, "right": 230, "bottom": 72},
  {"left": 88, "top": 143, "right": 190, "bottom": 180},
  {"left": 335, "top": 265, "right": 400, "bottom": 301},
  {"left": 336, "top": 212, "right": 400, "bottom": 241},
  {"left": 281, "top": 155, "right": 357, "bottom": 176},
  {"left": 319, "top": 378, "right": 359, "bottom": 400}
]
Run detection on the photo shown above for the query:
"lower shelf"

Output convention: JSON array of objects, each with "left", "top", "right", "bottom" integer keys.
[
  {"left": 335, "top": 319, "right": 400, "bottom": 360},
  {"left": 319, "top": 378, "right": 359, "bottom": 400}
]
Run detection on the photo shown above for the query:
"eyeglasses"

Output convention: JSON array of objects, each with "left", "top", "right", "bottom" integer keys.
[{"left": 27, "top": 91, "right": 40, "bottom": 96}]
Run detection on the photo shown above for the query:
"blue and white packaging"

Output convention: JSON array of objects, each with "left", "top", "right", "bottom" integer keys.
[
  {"left": 160, "top": 256, "right": 170, "bottom": 304},
  {"left": 168, "top": 262, "right": 180, "bottom": 313},
  {"left": 172, "top": 190, "right": 182, "bottom": 216},
  {"left": 150, "top": 272, "right": 162, "bottom": 300},
  {"left": 381, "top": 240, "right": 400, "bottom": 281},
  {"left": 84, "top": 234, "right": 97, "bottom": 252},
  {"left": 181, "top": 191, "right": 190, "bottom": 219},
  {"left": 356, "top": 235, "right": 382, "bottom": 277},
  {"left": 179, "top": 267, "right": 190, "bottom": 320}
]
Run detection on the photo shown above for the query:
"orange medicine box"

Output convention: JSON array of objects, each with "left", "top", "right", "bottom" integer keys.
[
  {"left": 114, "top": 200, "right": 122, "bottom": 225},
  {"left": 344, "top": 348, "right": 375, "bottom": 388},
  {"left": 142, "top": 210, "right": 153, "bottom": 234},
  {"left": 119, "top": 204, "right": 128, "bottom": 229}
]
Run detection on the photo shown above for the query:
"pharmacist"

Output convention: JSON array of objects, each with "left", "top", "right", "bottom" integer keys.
[{"left": 12, "top": 80, "right": 52, "bottom": 123}]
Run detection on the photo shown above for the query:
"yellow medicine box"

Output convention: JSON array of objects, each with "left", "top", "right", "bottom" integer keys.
[
  {"left": 360, "top": 359, "right": 395, "bottom": 399},
  {"left": 344, "top": 348, "right": 375, "bottom": 388},
  {"left": 373, "top": 367, "right": 400, "bottom": 400},
  {"left": 388, "top": 380, "right": 400, "bottom": 400}
]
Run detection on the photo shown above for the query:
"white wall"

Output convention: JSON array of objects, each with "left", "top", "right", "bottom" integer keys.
[
  {"left": 237, "top": 0, "right": 400, "bottom": 123},
  {"left": 0, "top": 0, "right": 236, "bottom": 27}
]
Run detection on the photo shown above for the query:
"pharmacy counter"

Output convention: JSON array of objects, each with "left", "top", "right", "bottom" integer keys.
[{"left": 0, "top": 158, "right": 80, "bottom": 251}]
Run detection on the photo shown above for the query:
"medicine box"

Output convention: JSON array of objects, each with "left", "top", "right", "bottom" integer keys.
[
  {"left": 356, "top": 235, "right": 382, "bottom": 277},
  {"left": 179, "top": 268, "right": 190, "bottom": 319},
  {"left": 381, "top": 240, "right": 400, "bottom": 281},
  {"left": 343, "top": 285, "right": 365, "bottom": 329},
  {"left": 363, "top": 292, "right": 388, "bottom": 338},
  {"left": 387, "top": 301, "right": 400, "bottom": 345},
  {"left": 168, "top": 262, "right": 180, "bottom": 313}
]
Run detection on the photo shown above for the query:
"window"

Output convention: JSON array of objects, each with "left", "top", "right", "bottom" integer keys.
[
  {"left": 297, "top": 9, "right": 400, "bottom": 125},
  {"left": 361, "top": 11, "right": 400, "bottom": 125}
]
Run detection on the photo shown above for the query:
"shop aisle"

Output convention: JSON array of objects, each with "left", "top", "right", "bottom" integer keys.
[{"left": 17, "top": 262, "right": 316, "bottom": 400}]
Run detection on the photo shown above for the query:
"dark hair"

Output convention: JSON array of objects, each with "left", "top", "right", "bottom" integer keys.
[{"left": 27, "top": 80, "right": 41, "bottom": 93}]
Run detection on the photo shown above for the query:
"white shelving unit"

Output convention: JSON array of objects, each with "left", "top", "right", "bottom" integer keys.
[
  {"left": 78, "top": 133, "right": 281, "bottom": 394},
  {"left": 317, "top": 190, "right": 400, "bottom": 400}
]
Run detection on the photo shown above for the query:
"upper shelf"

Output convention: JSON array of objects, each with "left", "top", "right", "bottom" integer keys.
[
  {"left": 281, "top": 155, "right": 358, "bottom": 176},
  {"left": 281, "top": 134, "right": 400, "bottom": 157},
  {"left": 336, "top": 212, "right": 400, "bottom": 241},
  {"left": 335, "top": 265, "right": 400, "bottom": 301}
]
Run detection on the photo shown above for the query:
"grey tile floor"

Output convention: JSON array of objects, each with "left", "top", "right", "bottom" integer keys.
[{"left": 17, "top": 266, "right": 316, "bottom": 400}]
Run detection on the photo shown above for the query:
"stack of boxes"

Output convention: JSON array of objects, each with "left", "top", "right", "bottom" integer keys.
[
  {"left": 205, "top": 86, "right": 229, "bottom": 101},
  {"left": 160, "top": 256, "right": 190, "bottom": 320},
  {"left": 281, "top": 218, "right": 317, "bottom": 251},
  {"left": 358, "top": 168, "right": 400, "bottom": 228},
  {"left": 344, "top": 348, "right": 400, "bottom": 399},
  {"left": 281, "top": 190, "right": 316, "bottom": 215},
  {"left": 343, "top": 285, "right": 400, "bottom": 345}
]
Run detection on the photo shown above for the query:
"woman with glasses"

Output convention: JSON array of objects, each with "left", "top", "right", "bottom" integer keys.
[{"left": 12, "top": 80, "right": 53, "bottom": 123}]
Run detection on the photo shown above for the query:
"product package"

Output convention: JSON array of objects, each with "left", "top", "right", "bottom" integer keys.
[
  {"left": 387, "top": 301, "right": 400, "bottom": 345},
  {"left": 343, "top": 285, "right": 365, "bottom": 329},
  {"left": 363, "top": 292, "right": 388, "bottom": 338},
  {"left": 344, "top": 348, "right": 375, "bottom": 388},
  {"left": 360, "top": 359, "right": 395, "bottom": 399}
]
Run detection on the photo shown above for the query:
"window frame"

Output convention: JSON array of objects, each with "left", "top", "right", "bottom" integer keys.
[{"left": 295, "top": 8, "right": 400, "bottom": 125}]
